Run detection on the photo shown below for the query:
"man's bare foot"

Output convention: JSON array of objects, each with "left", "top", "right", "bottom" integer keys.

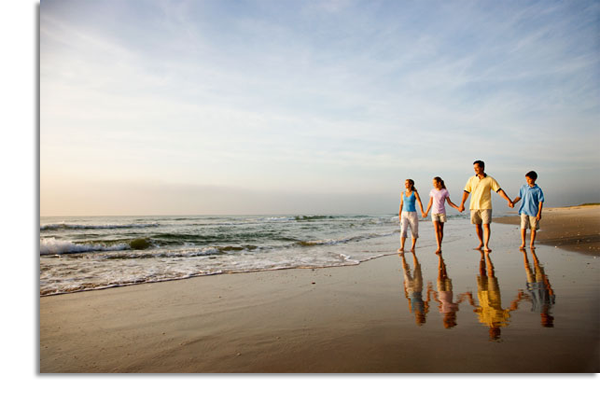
[
  {"left": 435, "top": 248, "right": 442, "bottom": 254},
  {"left": 530, "top": 245, "right": 536, "bottom": 249},
  {"left": 398, "top": 248, "right": 404, "bottom": 253},
  {"left": 410, "top": 247, "right": 416, "bottom": 252},
  {"left": 475, "top": 244, "right": 483, "bottom": 250},
  {"left": 484, "top": 247, "right": 492, "bottom": 253},
  {"left": 519, "top": 244, "right": 525, "bottom": 249}
]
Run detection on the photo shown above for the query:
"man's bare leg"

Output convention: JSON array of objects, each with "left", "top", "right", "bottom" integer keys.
[
  {"left": 483, "top": 224, "right": 492, "bottom": 252},
  {"left": 475, "top": 224, "right": 484, "bottom": 250}
]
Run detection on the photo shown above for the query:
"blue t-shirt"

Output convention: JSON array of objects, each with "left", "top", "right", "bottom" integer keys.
[
  {"left": 518, "top": 184, "right": 545, "bottom": 216},
  {"left": 402, "top": 192, "right": 417, "bottom": 212}
]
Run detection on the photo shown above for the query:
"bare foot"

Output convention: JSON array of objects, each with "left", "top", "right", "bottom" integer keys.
[
  {"left": 398, "top": 248, "right": 404, "bottom": 253},
  {"left": 484, "top": 247, "right": 492, "bottom": 253},
  {"left": 435, "top": 248, "right": 442, "bottom": 254},
  {"left": 519, "top": 244, "right": 525, "bottom": 249},
  {"left": 410, "top": 247, "right": 416, "bottom": 252},
  {"left": 530, "top": 245, "right": 536, "bottom": 249},
  {"left": 475, "top": 244, "right": 483, "bottom": 250}
]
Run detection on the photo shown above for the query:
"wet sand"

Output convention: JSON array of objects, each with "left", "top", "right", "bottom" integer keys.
[{"left": 40, "top": 207, "right": 600, "bottom": 373}]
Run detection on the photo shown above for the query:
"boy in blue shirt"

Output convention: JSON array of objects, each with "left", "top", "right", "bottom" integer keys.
[{"left": 512, "top": 171, "right": 545, "bottom": 249}]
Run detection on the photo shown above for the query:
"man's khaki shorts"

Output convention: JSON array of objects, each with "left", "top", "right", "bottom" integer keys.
[
  {"left": 470, "top": 209, "right": 492, "bottom": 225},
  {"left": 520, "top": 214, "right": 539, "bottom": 230}
]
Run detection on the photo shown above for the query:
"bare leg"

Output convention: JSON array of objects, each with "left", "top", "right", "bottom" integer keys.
[
  {"left": 483, "top": 224, "right": 491, "bottom": 252},
  {"left": 433, "top": 221, "right": 443, "bottom": 253},
  {"left": 399, "top": 236, "right": 406, "bottom": 252},
  {"left": 530, "top": 229, "right": 537, "bottom": 249},
  {"left": 475, "top": 224, "right": 484, "bottom": 250},
  {"left": 410, "top": 237, "right": 417, "bottom": 252},
  {"left": 520, "top": 229, "right": 526, "bottom": 249}
]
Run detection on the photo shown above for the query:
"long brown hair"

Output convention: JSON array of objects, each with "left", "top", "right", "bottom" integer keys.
[
  {"left": 406, "top": 179, "right": 417, "bottom": 192},
  {"left": 433, "top": 176, "right": 446, "bottom": 190}
]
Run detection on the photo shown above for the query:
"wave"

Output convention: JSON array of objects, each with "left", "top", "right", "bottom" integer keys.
[
  {"left": 40, "top": 237, "right": 261, "bottom": 257},
  {"left": 294, "top": 215, "right": 338, "bottom": 221},
  {"left": 40, "top": 222, "right": 160, "bottom": 231},
  {"left": 296, "top": 231, "right": 395, "bottom": 247},
  {"left": 40, "top": 269, "right": 225, "bottom": 297},
  {"left": 40, "top": 238, "right": 131, "bottom": 255}
]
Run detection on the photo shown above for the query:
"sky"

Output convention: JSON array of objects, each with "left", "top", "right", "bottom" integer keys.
[{"left": 40, "top": 0, "right": 600, "bottom": 216}]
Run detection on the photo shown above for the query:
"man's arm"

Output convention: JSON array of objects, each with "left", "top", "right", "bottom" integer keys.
[
  {"left": 497, "top": 189, "right": 514, "bottom": 208},
  {"left": 458, "top": 191, "right": 469, "bottom": 212}
]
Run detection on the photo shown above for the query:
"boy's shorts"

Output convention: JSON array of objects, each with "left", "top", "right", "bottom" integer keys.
[
  {"left": 470, "top": 209, "right": 492, "bottom": 225},
  {"left": 520, "top": 214, "right": 539, "bottom": 230},
  {"left": 432, "top": 213, "right": 447, "bottom": 222}
]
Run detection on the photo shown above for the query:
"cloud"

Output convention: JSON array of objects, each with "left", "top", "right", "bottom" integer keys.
[{"left": 41, "top": 0, "right": 600, "bottom": 214}]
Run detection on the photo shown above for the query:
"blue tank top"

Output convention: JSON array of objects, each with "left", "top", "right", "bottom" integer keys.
[{"left": 402, "top": 192, "right": 417, "bottom": 212}]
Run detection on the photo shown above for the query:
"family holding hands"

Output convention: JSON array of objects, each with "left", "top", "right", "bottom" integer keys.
[{"left": 399, "top": 160, "right": 545, "bottom": 254}]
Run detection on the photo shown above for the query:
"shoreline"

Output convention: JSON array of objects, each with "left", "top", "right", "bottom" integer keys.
[
  {"left": 495, "top": 204, "right": 600, "bottom": 256},
  {"left": 40, "top": 205, "right": 600, "bottom": 373}
]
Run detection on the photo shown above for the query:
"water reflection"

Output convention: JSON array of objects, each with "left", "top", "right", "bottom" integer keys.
[
  {"left": 398, "top": 250, "right": 557, "bottom": 338},
  {"left": 400, "top": 253, "right": 432, "bottom": 326},
  {"left": 431, "top": 255, "right": 461, "bottom": 329},
  {"left": 521, "top": 249, "right": 556, "bottom": 327},
  {"left": 463, "top": 251, "right": 525, "bottom": 341}
]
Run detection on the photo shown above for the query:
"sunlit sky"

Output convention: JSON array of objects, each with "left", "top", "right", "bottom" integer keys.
[{"left": 40, "top": 0, "right": 599, "bottom": 216}]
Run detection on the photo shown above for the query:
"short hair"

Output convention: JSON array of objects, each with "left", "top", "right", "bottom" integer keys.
[
  {"left": 526, "top": 171, "right": 538, "bottom": 180},
  {"left": 473, "top": 160, "right": 485, "bottom": 169}
]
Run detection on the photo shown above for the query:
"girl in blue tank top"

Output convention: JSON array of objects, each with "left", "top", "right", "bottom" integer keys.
[
  {"left": 402, "top": 191, "right": 417, "bottom": 212},
  {"left": 399, "top": 179, "right": 425, "bottom": 252}
]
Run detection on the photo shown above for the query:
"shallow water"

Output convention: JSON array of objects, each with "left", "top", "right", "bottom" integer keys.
[{"left": 40, "top": 214, "right": 473, "bottom": 295}]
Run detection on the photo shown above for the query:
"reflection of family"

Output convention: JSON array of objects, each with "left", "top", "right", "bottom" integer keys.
[
  {"left": 399, "top": 252, "right": 431, "bottom": 326},
  {"left": 399, "top": 249, "right": 556, "bottom": 340},
  {"left": 399, "top": 160, "right": 545, "bottom": 253},
  {"left": 462, "top": 251, "right": 526, "bottom": 341}
]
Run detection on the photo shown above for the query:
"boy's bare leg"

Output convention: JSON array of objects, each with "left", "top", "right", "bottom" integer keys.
[
  {"left": 399, "top": 237, "right": 406, "bottom": 252},
  {"left": 520, "top": 229, "right": 527, "bottom": 249},
  {"left": 483, "top": 224, "right": 492, "bottom": 252},
  {"left": 475, "top": 224, "right": 484, "bottom": 250},
  {"left": 530, "top": 229, "right": 537, "bottom": 249}
]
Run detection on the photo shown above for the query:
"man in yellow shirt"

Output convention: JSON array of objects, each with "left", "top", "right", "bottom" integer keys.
[{"left": 458, "top": 160, "right": 513, "bottom": 252}]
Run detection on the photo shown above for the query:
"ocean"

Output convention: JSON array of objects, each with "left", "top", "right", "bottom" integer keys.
[{"left": 40, "top": 213, "right": 472, "bottom": 296}]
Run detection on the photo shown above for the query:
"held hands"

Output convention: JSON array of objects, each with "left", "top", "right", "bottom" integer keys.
[
  {"left": 508, "top": 201, "right": 514, "bottom": 208},
  {"left": 458, "top": 205, "right": 465, "bottom": 213},
  {"left": 422, "top": 212, "right": 427, "bottom": 218}
]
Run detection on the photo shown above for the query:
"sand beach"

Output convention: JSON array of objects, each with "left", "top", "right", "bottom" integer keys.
[
  {"left": 39, "top": 206, "right": 600, "bottom": 373},
  {"left": 495, "top": 204, "right": 600, "bottom": 256}
]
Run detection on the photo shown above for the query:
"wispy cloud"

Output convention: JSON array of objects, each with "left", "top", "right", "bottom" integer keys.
[{"left": 40, "top": 0, "right": 600, "bottom": 214}]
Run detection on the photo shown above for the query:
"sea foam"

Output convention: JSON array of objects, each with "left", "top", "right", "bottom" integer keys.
[{"left": 40, "top": 238, "right": 129, "bottom": 255}]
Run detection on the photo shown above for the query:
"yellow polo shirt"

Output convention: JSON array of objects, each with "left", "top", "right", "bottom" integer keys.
[
  {"left": 464, "top": 174, "right": 501, "bottom": 210},
  {"left": 475, "top": 275, "right": 510, "bottom": 328}
]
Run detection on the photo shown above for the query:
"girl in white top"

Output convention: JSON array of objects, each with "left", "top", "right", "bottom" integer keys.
[{"left": 423, "top": 177, "right": 460, "bottom": 254}]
